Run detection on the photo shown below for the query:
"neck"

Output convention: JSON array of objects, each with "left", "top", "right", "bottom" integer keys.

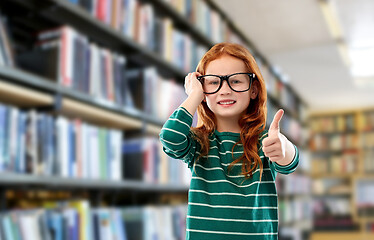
[{"left": 216, "top": 117, "right": 241, "bottom": 133}]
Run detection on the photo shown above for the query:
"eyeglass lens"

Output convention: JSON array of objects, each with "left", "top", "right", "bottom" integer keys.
[{"left": 201, "top": 73, "right": 251, "bottom": 93}]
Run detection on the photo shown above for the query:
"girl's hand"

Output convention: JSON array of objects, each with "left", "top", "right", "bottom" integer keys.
[
  {"left": 262, "top": 109, "right": 295, "bottom": 165},
  {"left": 184, "top": 72, "right": 204, "bottom": 102}
]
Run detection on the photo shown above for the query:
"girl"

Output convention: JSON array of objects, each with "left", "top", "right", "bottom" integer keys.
[{"left": 159, "top": 43, "right": 299, "bottom": 240}]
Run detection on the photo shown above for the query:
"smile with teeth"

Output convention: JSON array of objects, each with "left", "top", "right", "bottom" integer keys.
[{"left": 218, "top": 100, "right": 236, "bottom": 105}]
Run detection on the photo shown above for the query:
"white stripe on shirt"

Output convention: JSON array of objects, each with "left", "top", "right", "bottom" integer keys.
[
  {"left": 218, "top": 150, "right": 244, "bottom": 155},
  {"left": 187, "top": 215, "right": 278, "bottom": 223},
  {"left": 209, "top": 138, "right": 242, "bottom": 145},
  {"left": 186, "top": 229, "right": 277, "bottom": 236},
  {"left": 194, "top": 164, "right": 271, "bottom": 178},
  {"left": 162, "top": 127, "right": 187, "bottom": 138},
  {"left": 160, "top": 138, "right": 187, "bottom": 146},
  {"left": 168, "top": 118, "right": 191, "bottom": 128},
  {"left": 188, "top": 202, "right": 278, "bottom": 210},
  {"left": 179, "top": 107, "right": 193, "bottom": 118},
  {"left": 191, "top": 177, "right": 274, "bottom": 188},
  {"left": 189, "top": 189, "right": 277, "bottom": 198}
]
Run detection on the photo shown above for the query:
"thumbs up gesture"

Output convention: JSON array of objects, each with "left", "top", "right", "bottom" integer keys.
[{"left": 262, "top": 109, "right": 295, "bottom": 165}]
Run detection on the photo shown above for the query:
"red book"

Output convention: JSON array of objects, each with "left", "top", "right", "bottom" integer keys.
[{"left": 96, "top": 0, "right": 107, "bottom": 22}]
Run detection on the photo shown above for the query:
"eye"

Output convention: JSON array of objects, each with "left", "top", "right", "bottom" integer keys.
[
  {"left": 209, "top": 81, "right": 220, "bottom": 85},
  {"left": 204, "top": 77, "right": 220, "bottom": 85},
  {"left": 230, "top": 79, "right": 242, "bottom": 84}
]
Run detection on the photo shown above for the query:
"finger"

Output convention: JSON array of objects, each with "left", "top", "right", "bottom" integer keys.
[
  {"left": 184, "top": 74, "right": 189, "bottom": 83},
  {"left": 185, "top": 73, "right": 191, "bottom": 82},
  {"left": 185, "top": 73, "right": 192, "bottom": 93},
  {"left": 192, "top": 72, "right": 202, "bottom": 82},
  {"left": 187, "top": 73, "right": 194, "bottom": 85},
  {"left": 262, "top": 137, "right": 277, "bottom": 148},
  {"left": 264, "top": 150, "right": 277, "bottom": 158},
  {"left": 263, "top": 145, "right": 279, "bottom": 154},
  {"left": 192, "top": 71, "right": 201, "bottom": 75},
  {"left": 269, "top": 109, "right": 284, "bottom": 132}
]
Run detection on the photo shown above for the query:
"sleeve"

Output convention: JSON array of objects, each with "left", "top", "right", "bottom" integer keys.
[
  {"left": 271, "top": 144, "right": 299, "bottom": 175},
  {"left": 159, "top": 107, "right": 199, "bottom": 168}
]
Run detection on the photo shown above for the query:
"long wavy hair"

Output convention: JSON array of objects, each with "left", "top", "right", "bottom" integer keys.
[{"left": 191, "top": 42, "right": 267, "bottom": 179}]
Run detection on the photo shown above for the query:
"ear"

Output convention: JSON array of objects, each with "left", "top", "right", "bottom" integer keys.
[{"left": 250, "top": 83, "right": 259, "bottom": 99}]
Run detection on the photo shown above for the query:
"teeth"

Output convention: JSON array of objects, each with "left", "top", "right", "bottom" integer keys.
[{"left": 219, "top": 101, "right": 235, "bottom": 105}]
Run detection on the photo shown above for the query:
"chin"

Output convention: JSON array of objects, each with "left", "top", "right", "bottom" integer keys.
[{"left": 215, "top": 110, "right": 241, "bottom": 119}]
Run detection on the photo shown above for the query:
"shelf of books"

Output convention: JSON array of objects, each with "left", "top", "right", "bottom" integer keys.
[
  {"left": 0, "top": 0, "right": 309, "bottom": 239},
  {"left": 309, "top": 108, "right": 374, "bottom": 240}
]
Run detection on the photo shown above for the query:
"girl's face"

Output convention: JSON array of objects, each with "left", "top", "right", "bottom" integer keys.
[{"left": 204, "top": 54, "right": 257, "bottom": 121}]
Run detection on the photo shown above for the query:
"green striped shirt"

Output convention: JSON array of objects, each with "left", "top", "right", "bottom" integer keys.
[{"left": 159, "top": 107, "right": 299, "bottom": 240}]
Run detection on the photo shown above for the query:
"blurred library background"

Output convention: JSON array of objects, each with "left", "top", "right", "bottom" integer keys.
[{"left": 0, "top": 0, "right": 373, "bottom": 239}]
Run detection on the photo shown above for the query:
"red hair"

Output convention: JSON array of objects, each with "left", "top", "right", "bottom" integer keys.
[{"left": 192, "top": 42, "right": 267, "bottom": 179}]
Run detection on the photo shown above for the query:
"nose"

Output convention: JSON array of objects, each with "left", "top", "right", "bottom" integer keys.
[{"left": 219, "top": 80, "right": 232, "bottom": 94}]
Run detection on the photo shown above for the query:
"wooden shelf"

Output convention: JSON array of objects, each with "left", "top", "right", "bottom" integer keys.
[
  {"left": 311, "top": 231, "right": 374, "bottom": 240},
  {"left": 61, "top": 98, "right": 142, "bottom": 130},
  {"left": 313, "top": 192, "right": 352, "bottom": 198},
  {"left": 357, "top": 217, "right": 374, "bottom": 222},
  {"left": 310, "top": 173, "right": 357, "bottom": 179},
  {"left": 310, "top": 150, "right": 360, "bottom": 157},
  {"left": 280, "top": 219, "right": 312, "bottom": 230},
  {"left": 310, "top": 130, "right": 359, "bottom": 135},
  {"left": 311, "top": 173, "right": 374, "bottom": 180},
  {"left": 278, "top": 192, "right": 311, "bottom": 198},
  {"left": 146, "top": 124, "right": 162, "bottom": 136},
  {"left": 0, "top": 79, "right": 53, "bottom": 107},
  {"left": 353, "top": 175, "right": 374, "bottom": 180},
  {"left": 0, "top": 172, "right": 189, "bottom": 192}
]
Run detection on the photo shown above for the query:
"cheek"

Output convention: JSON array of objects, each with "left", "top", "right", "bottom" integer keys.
[
  {"left": 205, "top": 96, "right": 216, "bottom": 110},
  {"left": 239, "top": 93, "right": 251, "bottom": 108}
]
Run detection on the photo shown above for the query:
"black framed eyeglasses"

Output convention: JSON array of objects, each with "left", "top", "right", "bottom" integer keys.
[{"left": 197, "top": 73, "right": 255, "bottom": 94}]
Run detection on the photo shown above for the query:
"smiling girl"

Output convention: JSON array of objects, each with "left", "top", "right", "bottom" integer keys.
[{"left": 159, "top": 42, "right": 299, "bottom": 240}]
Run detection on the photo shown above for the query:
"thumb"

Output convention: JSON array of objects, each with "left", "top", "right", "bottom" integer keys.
[{"left": 269, "top": 109, "right": 284, "bottom": 134}]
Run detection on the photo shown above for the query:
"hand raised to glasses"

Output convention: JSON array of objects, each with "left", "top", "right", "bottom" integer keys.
[
  {"left": 184, "top": 72, "right": 204, "bottom": 101},
  {"left": 262, "top": 109, "right": 293, "bottom": 165},
  {"left": 180, "top": 72, "right": 206, "bottom": 115}
]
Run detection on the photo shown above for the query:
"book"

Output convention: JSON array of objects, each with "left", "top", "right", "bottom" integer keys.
[
  {"left": 0, "top": 103, "right": 123, "bottom": 180},
  {"left": 63, "top": 208, "right": 79, "bottom": 240},
  {"left": 1, "top": 214, "right": 16, "bottom": 240},
  {"left": 45, "top": 210, "right": 63, "bottom": 240},
  {"left": 18, "top": 210, "right": 45, "bottom": 240},
  {"left": 122, "top": 138, "right": 144, "bottom": 180},
  {"left": 111, "top": 208, "right": 127, "bottom": 240},
  {"left": 0, "top": 15, "right": 15, "bottom": 66},
  {"left": 122, "top": 207, "right": 144, "bottom": 240},
  {"left": 69, "top": 200, "right": 91, "bottom": 240},
  {"left": 18, "top": 26, "right": 128, "bottom": 108},
  {"left": 0, "top": 202, "right": 187, "bottom": 240}
]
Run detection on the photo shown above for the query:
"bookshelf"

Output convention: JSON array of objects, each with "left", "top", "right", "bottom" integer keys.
[
  {"left": 309, "top": 107, "right": 374, "bottom": 240},
  {"left": 0, "top": 0, "right": 308, "bottom": 239}
]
